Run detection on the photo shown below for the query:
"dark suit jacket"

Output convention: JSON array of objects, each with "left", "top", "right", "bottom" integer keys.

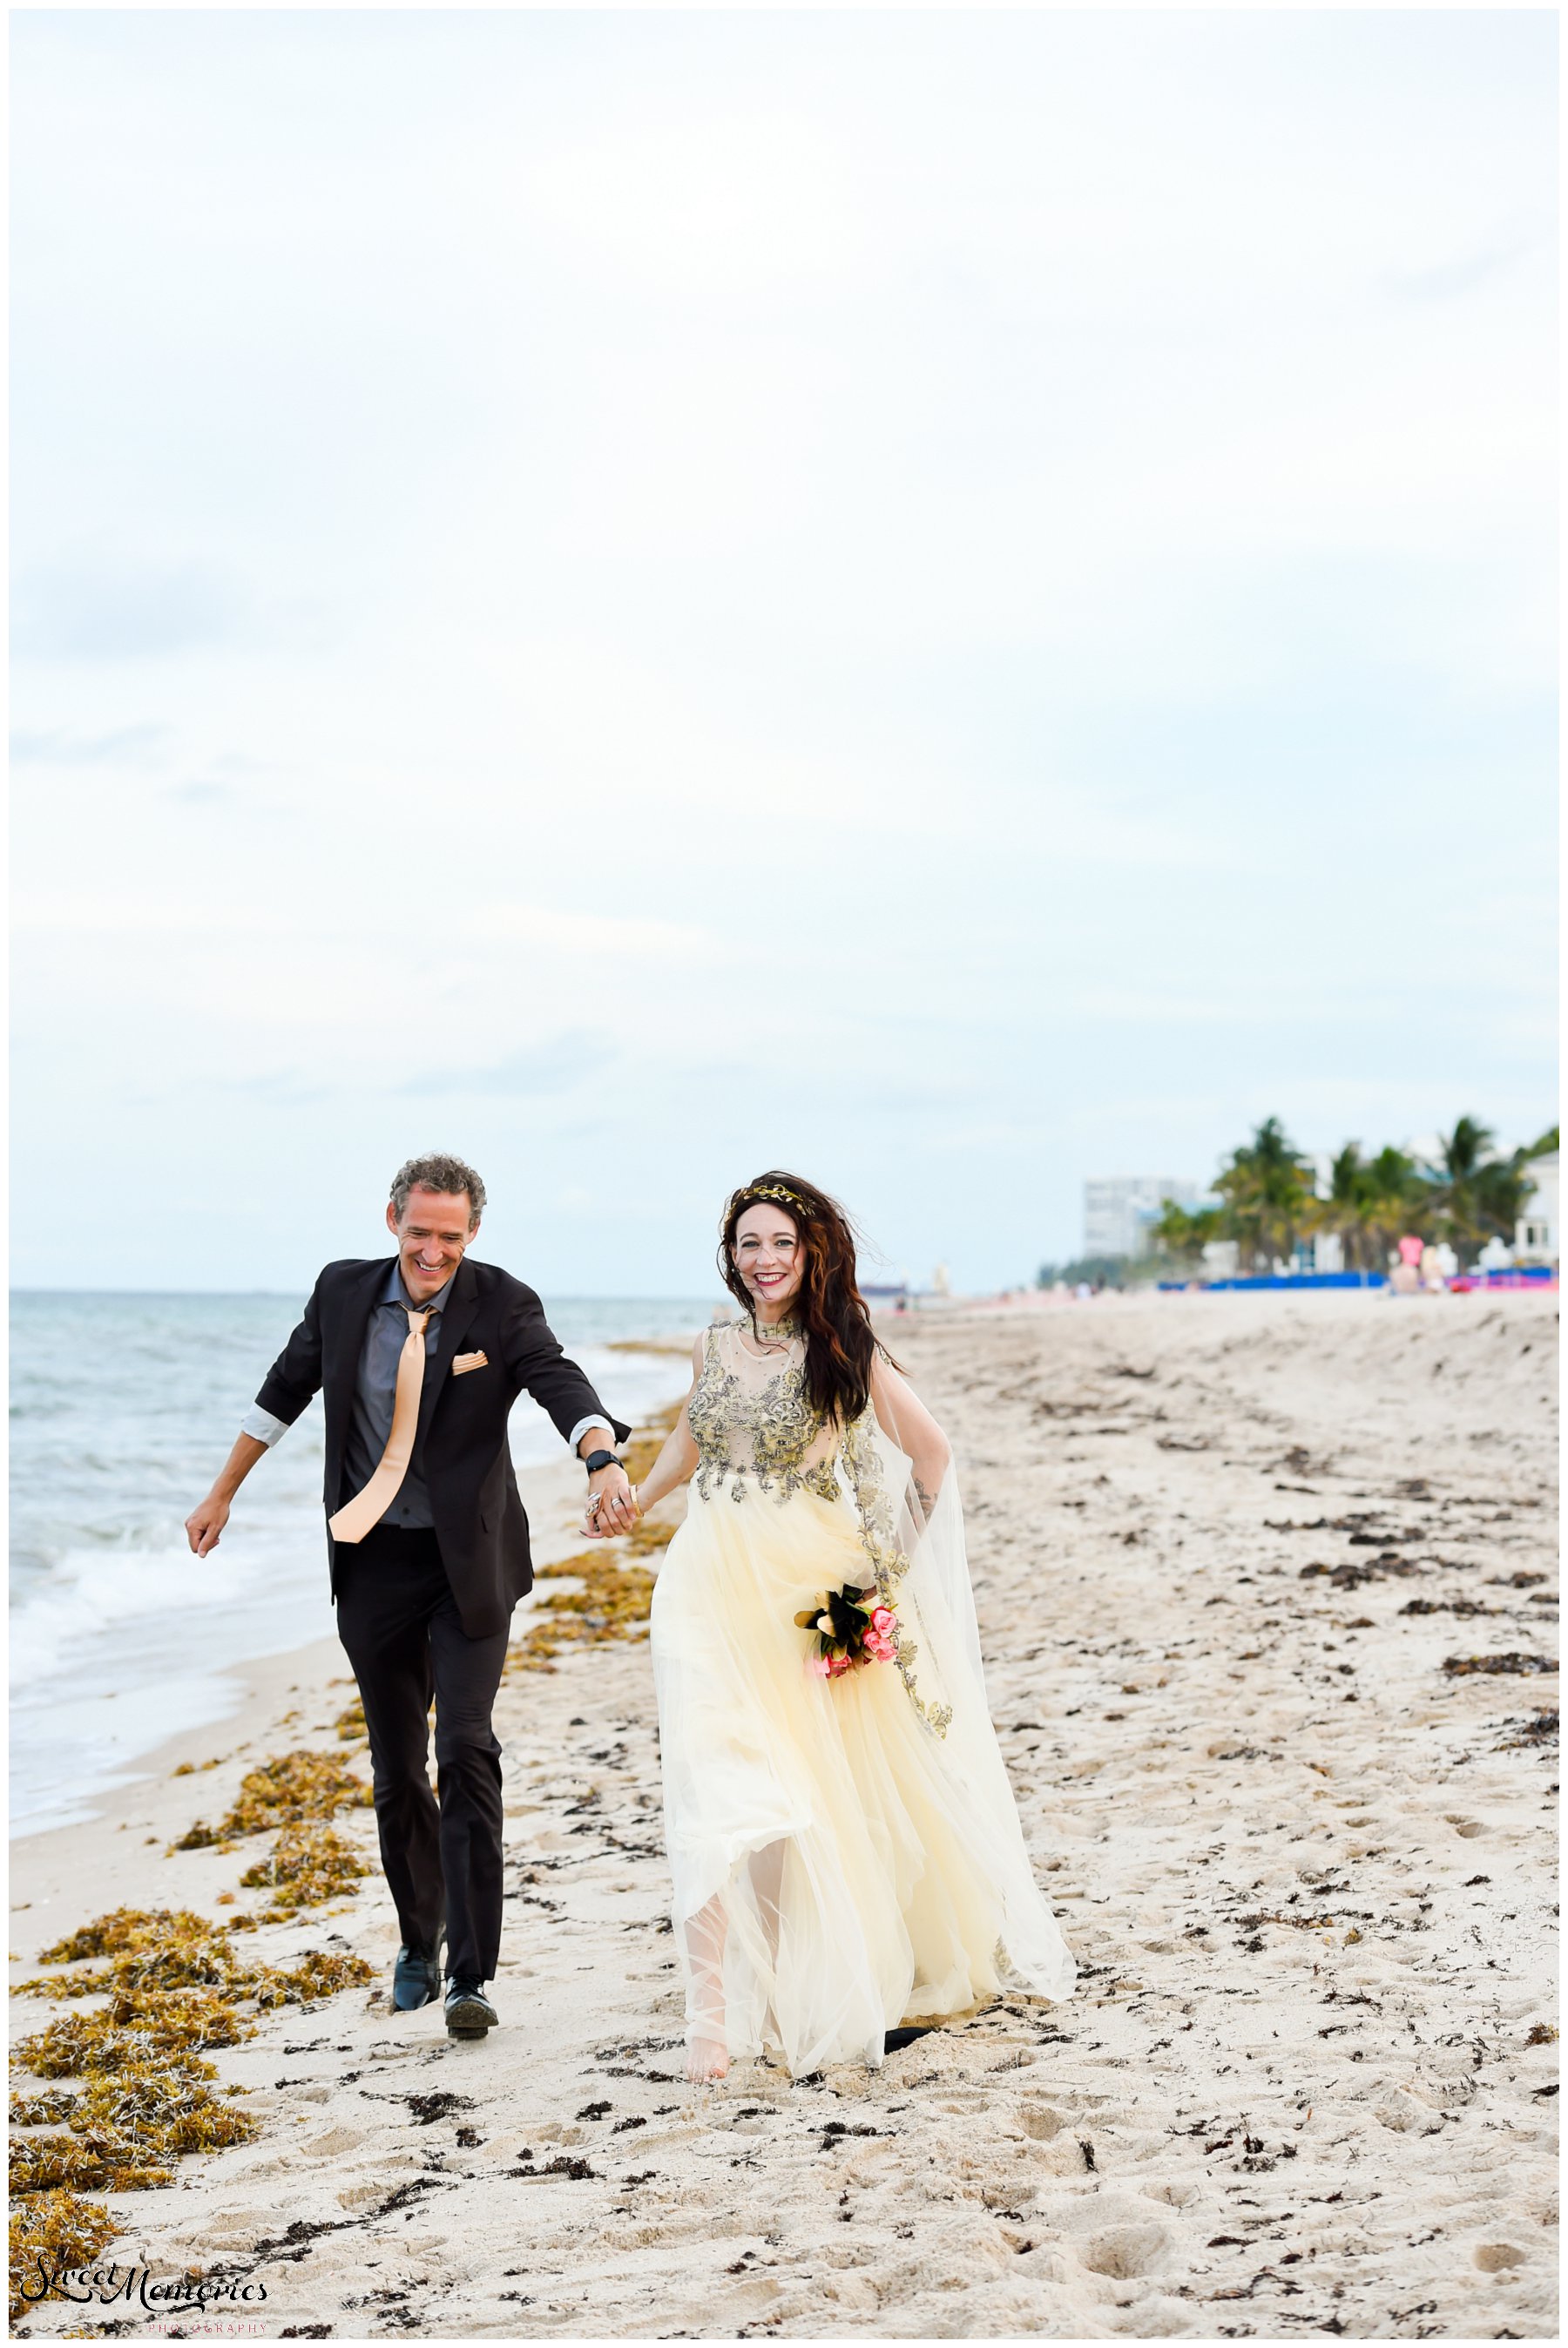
[{"left": 254, "top": 1255, "right": 632, "bottom": 1638}]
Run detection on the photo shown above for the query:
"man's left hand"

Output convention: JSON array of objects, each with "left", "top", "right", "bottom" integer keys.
[{"left": 585, "top": 1464, "right": 638, "bottom": 1538}]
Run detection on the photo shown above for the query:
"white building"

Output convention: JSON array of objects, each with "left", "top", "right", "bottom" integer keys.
[
  {"left": 1517, "top": 1151, "right": 1558, "bottom": 1262},
  {"left": 1084, "top": 1176, "right": 1198, "bottom": 1261}
]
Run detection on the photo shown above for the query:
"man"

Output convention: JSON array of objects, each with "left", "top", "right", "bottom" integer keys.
[{"left": 185, "top": 1153, "right": 635, "bottom": 2040}]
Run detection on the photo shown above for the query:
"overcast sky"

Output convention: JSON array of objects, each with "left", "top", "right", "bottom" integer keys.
[{"left": 10, "top": 10, "right": 1556, "bottom": 1295}]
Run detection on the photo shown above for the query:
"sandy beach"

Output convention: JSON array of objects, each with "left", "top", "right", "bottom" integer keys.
[{"left": 10, "top": 1289, "right": 1558, "bottom": 2340}]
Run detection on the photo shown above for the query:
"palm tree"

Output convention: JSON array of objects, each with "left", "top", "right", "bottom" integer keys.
[
  {"left": 1425, "top": 1117, "right": 1530, "bottom": 1269},
  {"left": 1360, "top": 1146, "right": 1427, "bottom": 1267},
  {"left": 1214, "top": 1117, "right": 1315, "bottom": 1271},
  {"left": 1149, "top": 1200, "right": 1225, "bottom": 1269},
  {"left": 1477, "top": 1153, "right": 1532, "bottom": 1259},
  {"left": 1308, "top": 1142, "right": 1372, "bottom": 1270}
]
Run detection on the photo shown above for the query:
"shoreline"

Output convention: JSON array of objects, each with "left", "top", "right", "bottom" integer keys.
[{"left": 10, "top": 1290, "right": 1558, "bottom": 2340}]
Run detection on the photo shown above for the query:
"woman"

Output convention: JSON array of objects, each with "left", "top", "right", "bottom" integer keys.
[{"left": 587, "top": 1172, "right": 1077, "bottom": 2081}]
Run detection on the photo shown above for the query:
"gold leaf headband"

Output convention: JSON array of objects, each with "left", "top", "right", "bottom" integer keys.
[{"left": 732, "top": 1181, "right": 808, "bottom": 1217}]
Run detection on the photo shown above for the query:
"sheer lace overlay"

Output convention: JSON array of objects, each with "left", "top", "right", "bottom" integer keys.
[
  {"left": 687, "top": 1323, "right": 843, "bottom": 1503},
  {"left": 650, "top": 1319, "right": 1078, "bottom": 2078}
]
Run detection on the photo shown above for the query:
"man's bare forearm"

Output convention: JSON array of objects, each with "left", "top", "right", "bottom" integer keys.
[
  {"left": 212, "top": 1433, "right": 269, "bottom": 1500},
  {"left": 186, "top": 1433, "right": 269, "bottom": 1559}
]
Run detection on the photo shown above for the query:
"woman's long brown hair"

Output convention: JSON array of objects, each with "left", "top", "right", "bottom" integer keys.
[{"left": 718, "top": 1170, "right": 891, "bottom": 1424}]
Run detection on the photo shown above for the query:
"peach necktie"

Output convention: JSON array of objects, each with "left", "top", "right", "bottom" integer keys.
[{"left": 328, "top": 1308, "right": 434, "bottom": 1543}]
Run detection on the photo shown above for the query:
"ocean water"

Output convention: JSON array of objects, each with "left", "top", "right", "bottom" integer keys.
[{"left": 9, "top": 1290, "right": 713, "bottom": 1837}]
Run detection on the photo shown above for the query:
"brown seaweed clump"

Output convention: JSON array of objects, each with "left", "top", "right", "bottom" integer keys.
[
  {"left": 16, "top": 1907, "right": 373, "bottom": 2018},
  {"left": 10, "top": 1908, "right": 373, "bottom": 2318},
  {"left": 627, "top": 1519, "right": 676, "bottom": 1559},
  {"left": 9, "top": 2087, "right": 78, "bottom": 2128},
  {"left": 10, "top": 2062, "right": 255, "bottom": 2194},
  {"left": 164, "top": 1744, "right": 375, "bottom": 1922},
  {"left": 232, "top": 1824, "right": 371, "bottom": 1924},
  {"left": 37, "top": 1908, "right": 212, "bottom": 1967},
  {"left": 505, "top": 1408, "right": 680, "bottom": 1675},
  {"left": 1443, "top": 1651, "right": 1558, "bottom": 1678},
  {"left": 619, "top": 1402, "right": 681, "bottom": 1486},
  {"left": 25, "top": 1908, "right": 240, "bottom": 2000},
  {"left": 172, "top": 1745, "right": 374, "bottom": 1851},
  {"left": 1497, "top": 1708, "right": 1558, "bottom": 1749},
  {"left": 507, "top": 1548, "right": 658, "bottom": 1675},
  {"left": 14, "top": 1989, "right": 252, "bottom": 2078},
  {"left": 11, "top": 2127, "right": 174, "bottom": 2196},
  {"left": 247, "top": 1948, "right": 373, "bottom": 2008},
  {"left": 335, "top": 1695, "right": 368, "bottom": 1742},
  {"left": 9, "top": 2189, "right": 118, "bottom": 2323}
]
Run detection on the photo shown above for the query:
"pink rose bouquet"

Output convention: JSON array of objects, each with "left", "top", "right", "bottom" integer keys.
[{"left": 794, "top": 1584, "right": 898, "bottom": 1678}]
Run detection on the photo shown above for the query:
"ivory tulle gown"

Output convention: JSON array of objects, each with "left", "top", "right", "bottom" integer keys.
[{"left": 649, "top": 1319, "right": 1077, "bottom": 2077}]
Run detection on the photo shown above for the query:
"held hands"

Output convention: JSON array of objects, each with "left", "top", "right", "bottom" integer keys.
[
  {"left": 185, "top": 1493, "right": 231, "bottom": 1558},
  {"left": 583, "top": 1466, "right": 639, "bottom": 1539}
]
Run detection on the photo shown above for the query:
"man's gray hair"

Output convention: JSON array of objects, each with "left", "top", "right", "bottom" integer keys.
[{"left": 389, "top": 1153, "right": 488, "bottom": 1228}]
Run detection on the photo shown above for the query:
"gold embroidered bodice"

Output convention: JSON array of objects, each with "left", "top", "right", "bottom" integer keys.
[
  {"left": 687, "top": 1321, "right": 843, "bottom": 1504},
  {"left": 683, "top": 1321, "right": 953, "bottom": 1738}
]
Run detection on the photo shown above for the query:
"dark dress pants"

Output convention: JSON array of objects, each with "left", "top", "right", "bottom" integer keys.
[{"left": 333, "top": 1526, "right": 510, "bottom": 1983}]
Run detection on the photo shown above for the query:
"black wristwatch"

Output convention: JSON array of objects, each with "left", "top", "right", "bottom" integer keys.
[{"left": 583, "top": 1448, "right": 624, "bottom": 1475}]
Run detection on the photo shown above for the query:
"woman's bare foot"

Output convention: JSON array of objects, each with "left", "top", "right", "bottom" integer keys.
[
  {"left": 683, "top": 1894, "right": 729, "bottom": 2083},
  {"left": 686, "top": 2030, "right": 730, "bottom": 2082}
]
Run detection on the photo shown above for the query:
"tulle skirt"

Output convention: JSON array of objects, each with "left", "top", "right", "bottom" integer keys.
[{"left": 649, "top": 1477, "right": 1074, "bottom": 2076}]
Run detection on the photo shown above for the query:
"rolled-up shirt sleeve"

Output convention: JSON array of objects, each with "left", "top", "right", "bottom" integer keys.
[
  {"left": 240, "top": 1404, "right": 290, "bottom": 1448},
  {"left": 568, "top": 1414, "right": 617, "bottom": 1455}
]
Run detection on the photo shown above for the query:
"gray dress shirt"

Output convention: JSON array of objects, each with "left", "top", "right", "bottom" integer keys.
[{"left": 240, "top": 1262, "right": 612, "bottom": 1519}]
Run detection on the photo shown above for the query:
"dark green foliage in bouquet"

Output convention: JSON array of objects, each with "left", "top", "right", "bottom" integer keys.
[{"left": 794, "top": 1585, "right": 898, "bottom": 1679}]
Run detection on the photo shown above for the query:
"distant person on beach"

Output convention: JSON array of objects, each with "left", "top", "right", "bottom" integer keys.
[
  {"left": 185, "top": 1153, "right": 633, "bottom": 2041},
  {"left": 585, "top": 1169, "right": 1077, "bottom": 2082}
]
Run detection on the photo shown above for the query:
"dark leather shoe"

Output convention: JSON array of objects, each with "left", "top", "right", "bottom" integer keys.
[
  {"left": 392, "top": 1939, "right": 443, "bottom": 2011},
  {"left": 444, "top": 1978, "right": 497, "bottom": 2039}
]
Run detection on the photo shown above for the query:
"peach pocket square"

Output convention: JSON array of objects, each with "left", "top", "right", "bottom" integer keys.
[{"left": 451, "top": 1350, "right": 490, "bottom": 1376}]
